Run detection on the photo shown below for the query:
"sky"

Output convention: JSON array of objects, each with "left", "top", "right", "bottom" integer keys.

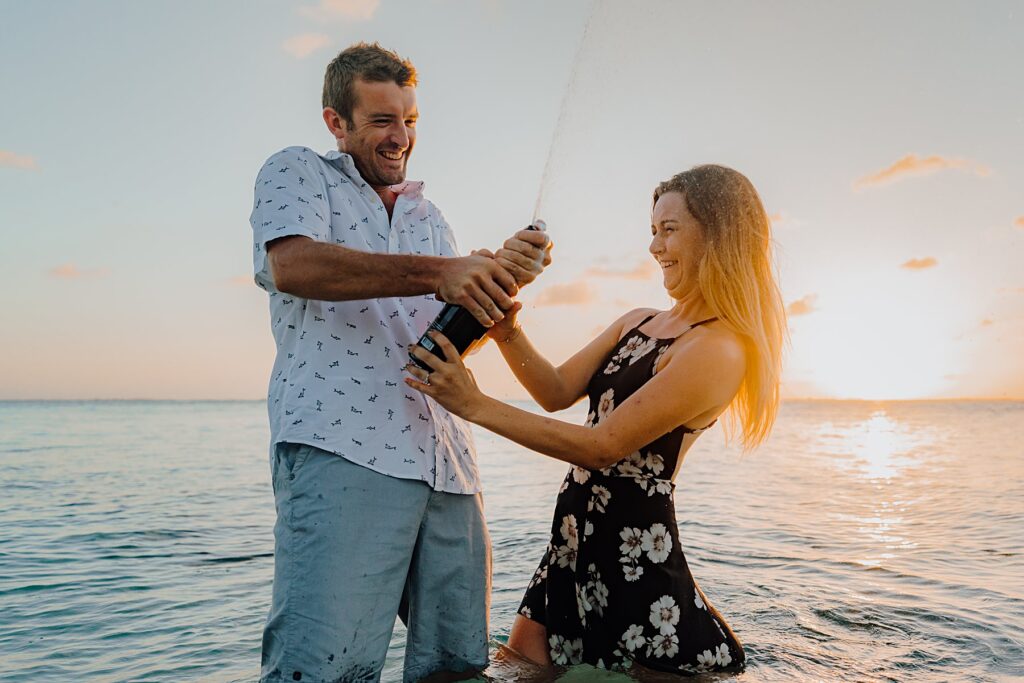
[{"left": 1, "top": 0, "right": 1022, "bottom": 401}]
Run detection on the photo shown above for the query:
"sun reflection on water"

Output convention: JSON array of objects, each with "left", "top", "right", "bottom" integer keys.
[
  {"left": 819, "top": 409, "right": 929, "bottom": 481},
  {"left": 816, "top": 409, "right": 939, "bottom": 569}
]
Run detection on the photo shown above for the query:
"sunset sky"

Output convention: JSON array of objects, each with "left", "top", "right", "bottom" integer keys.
[{"left": 2, "top": 0, "right": 1022, "bottom": 400}]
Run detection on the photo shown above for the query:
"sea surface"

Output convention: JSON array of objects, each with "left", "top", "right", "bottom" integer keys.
[{"left": 1, "top": 400, "right": 1022, "bottom": 682}]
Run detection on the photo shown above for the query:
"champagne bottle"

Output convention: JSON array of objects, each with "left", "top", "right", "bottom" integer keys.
[{"left": 410, "top": 221, "right": 546, "bottom": 371}]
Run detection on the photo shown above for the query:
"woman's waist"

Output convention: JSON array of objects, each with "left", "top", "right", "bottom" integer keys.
[
  {"left": 564, "top": 465, "right": 677, "bottom": 499},
  {"left": 589, "top": 449, "right": 677, "bottom": 482},
  {"left": 555, "top": 470, "right": 678, "bottom": 524}
]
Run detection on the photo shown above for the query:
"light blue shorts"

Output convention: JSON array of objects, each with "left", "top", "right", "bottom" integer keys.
[{"left": 260, "top": 443, "right": 491, "bottom": 683}]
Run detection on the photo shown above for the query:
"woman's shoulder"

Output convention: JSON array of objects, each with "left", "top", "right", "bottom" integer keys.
[
  {"left": 675, "top": 320, "right": 746, "bottom": 371},
  {"left": 613, "top": 307, "right": 661, "bottom": 337},
  {"left": 657, "top": 319, "right": 746, "bottom": 379}
]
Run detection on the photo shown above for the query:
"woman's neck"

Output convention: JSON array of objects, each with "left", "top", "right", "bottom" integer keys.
[{"left": 667, "top": 289, "right": 714, "bottom": 323}]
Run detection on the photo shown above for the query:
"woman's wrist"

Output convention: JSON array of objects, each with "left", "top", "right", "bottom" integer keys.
[{"left": 496, "top": 323, "right": 523, "bottom": 344}]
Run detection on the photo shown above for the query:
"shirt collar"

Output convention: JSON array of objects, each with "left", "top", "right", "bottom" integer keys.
[{"left": 323, "top": 150, "right": 425, "bottom": 199}]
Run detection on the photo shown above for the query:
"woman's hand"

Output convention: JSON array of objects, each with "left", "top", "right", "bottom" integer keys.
[
  {"left": 471, "top": 248, "right": 523, "bottom": 342},
  {"left": 486, "top": 300, "right": 522, "bottom": 342},
  {"left": 405, "top": 331, "right": 487, "bottom": 420}
]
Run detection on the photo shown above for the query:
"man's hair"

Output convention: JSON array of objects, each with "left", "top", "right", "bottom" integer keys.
[{"left": 322, "top": 42, "right": 418, "bottom": 126}]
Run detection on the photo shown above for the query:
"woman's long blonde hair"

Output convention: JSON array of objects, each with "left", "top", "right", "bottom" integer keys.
[{"left": 654, "top": 165, "right": 786, "bottom": 449}]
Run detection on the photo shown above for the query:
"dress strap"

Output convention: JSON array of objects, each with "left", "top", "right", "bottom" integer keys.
[
  {"left": 675, "top": 317, "right": 718, "bottom": 339},
  {"left": 631, "top": 313, "right": 659, "bottom": 332}
]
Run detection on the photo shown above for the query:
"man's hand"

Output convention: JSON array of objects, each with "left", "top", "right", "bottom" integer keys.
[
  {"left": 493, "top": 228, "right": 553, "bottom": 286},
  {"left": 436, "top": 254, "right": 519, "bottom": 327}
]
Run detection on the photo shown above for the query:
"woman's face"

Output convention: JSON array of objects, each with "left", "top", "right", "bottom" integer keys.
[{"left": 650, "top": 191, "right": 707, "bottom": 299}]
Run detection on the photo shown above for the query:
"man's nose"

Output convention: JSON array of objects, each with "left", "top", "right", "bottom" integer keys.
[{"left": 390, "top": 124, "right": 409, "bottom": 149}]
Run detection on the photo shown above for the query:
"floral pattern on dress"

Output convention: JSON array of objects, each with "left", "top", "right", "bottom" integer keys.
[
  {"left": 602, "top": 332, "right": 662, "bottom": 374},
  {"left": 576, "top": 563, "right": 609, "bottom": 625},
  {"left": 641, "top": 523, "right": 673, "bottom": 563},
  {"left": 554, "top": 514, "right": 579, "bottom": 571},
  {"left": 596, "top": 388, "right": 615, "bottom": 422},
  {"left": 518, "top": 314, "right": 743, "bottom": 674},
  {"left": 549, "top": 634, "right": 583, "bottom": 665},
  {"left": 588, "top": 485, "right": 611, "bottom": 513}
]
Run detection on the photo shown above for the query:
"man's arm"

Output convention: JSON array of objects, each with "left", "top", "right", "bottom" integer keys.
[{"left": 267, "top": 236, "right": 519, "bottom": 326}]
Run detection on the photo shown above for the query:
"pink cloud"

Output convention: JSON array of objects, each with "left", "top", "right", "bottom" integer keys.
[
  {"left": 900, "top": 257, "right": 938, "bottom": 270},
  {"left": 282, "top": 33, "right": 330, "bottom": 58},
  {"left": 1014, "top": 216, "right": 1024, "bottom": 229},
  {"left": 0, "top": 150, "right": 38, "bottom": 170},
  {"left": 786, "top": 294, "right": 817, "bottom": 317},
  {"left": 49, "top": 263, "right": 110, "bottom": 279},
  {"left": 583, "top": 259, "right": 658, "bottom": 280},
  {"left": 854, "top": 154, "right": 990, "bottom": 190},
  {"left": 534, "top": 281, "right": 596, "bottom": 307},
  {"left": 299, "top": 0, "right": 379, "bottom": 21}
]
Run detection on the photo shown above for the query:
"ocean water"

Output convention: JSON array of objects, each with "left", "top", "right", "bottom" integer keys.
[{"left": 1, "top": 400, "right": 1022, "bottom": 682}]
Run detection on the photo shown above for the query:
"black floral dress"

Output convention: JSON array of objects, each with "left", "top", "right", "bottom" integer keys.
[{"left": 517, "top": 314, "right": 745, "bottom": 675}]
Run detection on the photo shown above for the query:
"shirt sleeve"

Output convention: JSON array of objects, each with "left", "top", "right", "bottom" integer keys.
[
  {"left": 431, "top": 204, "right": 461, "bottom": 258},
  {"left": 249, "top": 147, "right": 330, "bottom": 290}
]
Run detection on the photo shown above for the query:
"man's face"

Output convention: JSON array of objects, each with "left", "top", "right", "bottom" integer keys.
[{"left": 339, "top": 79, "right": 418, "bottom": 188}]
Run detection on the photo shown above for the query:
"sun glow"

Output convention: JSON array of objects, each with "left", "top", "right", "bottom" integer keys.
[{"left": 786, "top": 273, "right": 971, "bottom": 400}]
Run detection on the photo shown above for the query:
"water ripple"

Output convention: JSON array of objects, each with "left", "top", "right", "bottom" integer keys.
[{"left": 1, "top": 400, "right": 1022, "bottom": 681}]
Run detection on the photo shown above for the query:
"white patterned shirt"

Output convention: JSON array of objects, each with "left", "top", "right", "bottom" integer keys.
[{"left": 249, "top": 146, "right": 480, "bottom": 494}]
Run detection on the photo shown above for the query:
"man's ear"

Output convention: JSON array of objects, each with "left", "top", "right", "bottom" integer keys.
[{"left": 323, "top": 107, "right": 348, "bottom": 149}]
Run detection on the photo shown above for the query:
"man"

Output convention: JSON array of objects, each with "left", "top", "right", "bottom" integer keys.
[{"left": 249, "top": 43, "right": 551, "bottom": 683}]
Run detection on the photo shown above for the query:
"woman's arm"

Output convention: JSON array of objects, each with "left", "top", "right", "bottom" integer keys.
[
  {"left": 407, "top": 327, "right": 746, "bottom": 469},
  {"left": 488, "top": 319, "right": 611, "bottom": 412},
  {"left": 488, "top": 307, "right": 657, "bottom": 412}
]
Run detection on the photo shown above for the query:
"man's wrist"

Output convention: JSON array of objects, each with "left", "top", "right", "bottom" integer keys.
[
  {"left": 465, "top": 392, "right": 492, "bottom": 423},
  {"left": 419, "top": 254, "right": 452, "bottom": 299},
  {"left": 409, "top": 252, "right": 450, "bottom": 296}
]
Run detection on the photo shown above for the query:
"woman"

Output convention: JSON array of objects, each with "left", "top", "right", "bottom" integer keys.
[{"left": 406, "top": 165, "right": 785, "bottom": 675}]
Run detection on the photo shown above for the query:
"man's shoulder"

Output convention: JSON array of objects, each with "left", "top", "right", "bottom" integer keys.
[
  {"left": 416, "top": 195, "right": 447, "bottom": 222},
  {"left": 261, "top": 146, "right": 331, "bottom": 169},
  {"left": 254, "top": 147, "right": 339, "bottom": 193}
]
